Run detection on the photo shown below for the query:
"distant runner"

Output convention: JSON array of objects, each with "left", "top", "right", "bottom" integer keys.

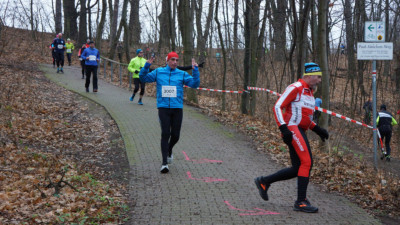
[
  {"left": 128, "top": 49, "right": 147, "bottom": 105},
  {"left": 52, "top": 33, "right": 66, "bottom": 73},
  {"left": 65, "top": 38, "right": 75, "bottom": 66},
  {"left": 81, "top": 41, "right": 100, "bottom": 92},
  {"left": 78, "top": 44, "right": 87, "bottom": 79}
]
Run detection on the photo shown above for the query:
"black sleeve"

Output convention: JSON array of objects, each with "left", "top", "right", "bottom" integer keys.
[{"left": 177, "top": 65, "right": 193, "bottom": 71}]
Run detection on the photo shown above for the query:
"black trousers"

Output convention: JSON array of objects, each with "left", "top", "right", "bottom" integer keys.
[
  {"left": 379, "top": 125, "right": 392, "bottom": 156},
  {"left": 158, "top": 108, "right": 183, "bottom": 165},
  {"left": 85, "top": 65, "right": 98, "bottom": 90},
  {"left": 66, "top": 53, "right": 72, "bottom": 64},
  {"left": 80, "top": 60, "right": 85, "bottom": 76},
  {"left": 133, "top": 78, "right": 145, "bottom": 96},
  {"left": 55, "top": 52, "right": 64, "bottom": 67},
  {"left": 52, "top": 51, "right": 56, "bottom": 66}
]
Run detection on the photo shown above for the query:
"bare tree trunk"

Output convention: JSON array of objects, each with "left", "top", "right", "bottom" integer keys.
[
  {"left": 233, "top": 0, "right": 239, "bottom": 50},
  {"left": 318, "top": 0, "right": 330, "bottom": 132},
  {"left": 109, "top": 0, "right": 128, "bottom": 60},
  {"left": 215, "top": 0, "right": 226, "bottom": 111},
  {"left": 63, "top": 0, "right": 78, "bottom": 40},
  {"left": 195, "top": 0, "right": 214, "bottom": 63},
  {"left": 55, "top": 0, "right": 62, "bottom": 33},
  {"left": 241, "top": 0, "right": 267, "bottom": 115},
  {"left": 295, "top": 0, "right": 310, "bottom": 80},
  {"left": 78, "top": 0, "right": 88, "bottom": 45},
  {"left": 159, "top": 0, "right": 172, "bottom": 51},
  {"left": 96, "top": 0, "right": 107, "bottom": 50},
  {"left": 178, "top": 0, "right": 197, "bottom": 103},
  {"left": 110, "top": 0, "right": 119, "bottom": 47},
  {"left": 88, "top": 0, "right": 92, "bottom": 40},
  {"left": 269, "top": 0, "right": 287, "bottom": 62},
  {"left": 129, "top": 0, "right": 140, "bottom": 47}
]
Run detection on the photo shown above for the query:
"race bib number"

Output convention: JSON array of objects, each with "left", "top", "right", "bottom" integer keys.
[
  {"left": 162, "top": 86, "right": 177, "bottom": 98},
  {"left": 79, "top": 58, "right": 82, "bottom": 61},
  {"left": 89, "top": 55, "right": 96, "bottom": 61},
  {"left": 57, "top": 44, "right": 64, "bottom": 49},
  {"left": 66, "top": 49, "right": 72, "bottom": 53}
]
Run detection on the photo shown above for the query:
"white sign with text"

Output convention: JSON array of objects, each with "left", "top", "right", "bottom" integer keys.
[{"left": 357, "top": 42, "right": 393, "bottom": 60}]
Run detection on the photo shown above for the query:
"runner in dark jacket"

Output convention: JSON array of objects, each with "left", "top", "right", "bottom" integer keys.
[{"left": 377, "top": 104, "right": 398, "bottom": 161}]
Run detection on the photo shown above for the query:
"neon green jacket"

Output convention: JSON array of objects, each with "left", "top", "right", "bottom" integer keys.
[
  {"left": 65, "top": 42, "right": 75, "bottom": 54},
  {"left": 128, "top": 56, "right": 147, "bottom": 78}
]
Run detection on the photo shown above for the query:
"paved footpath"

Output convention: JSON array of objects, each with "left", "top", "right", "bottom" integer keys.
[{"left": 41, "top": 64, "right": 381, "bottom": 225}]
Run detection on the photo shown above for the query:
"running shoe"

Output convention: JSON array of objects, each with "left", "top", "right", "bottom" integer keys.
[
  {"left": 167, "top": 154, "right": 173, "bottom": 164},
  {"left": 254, "top": 177, "right": 270, "bottom": 201},
  {"left": 160, "top": 165, "right": 169, "bottom": 173},
  {"left": 138, "top": 99, "right": 143, "bottom": 105},
  {"left": 93, "top": 89, "right": 98, "bottom": 92},
  {"left": 293, "top": 199, "right": 318, "bottom": 213},
  {"left": 56, "top": 68, "right": 59, "bottom": 73},
  {"left": 386, "top": 155, "right": 391, "bottom": 162},
  {"left": 130, "top": 94, "right": 135, "bottom": 101},
  {"left": 85, "top": 87, "right": 89, "bottom": 93},
  {"left": 60, "top": 68, "right": 64, "bottom": 73}
]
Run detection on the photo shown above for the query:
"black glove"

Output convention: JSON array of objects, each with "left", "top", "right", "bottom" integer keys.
[
  {"left": 134, "top": 71, "right": 139, "bottom": 74},
  {"left": 312, "top": 125, "right": 329, "bottom": 142},
  {"left": 199, "top": 62, "right": 205, "bottom": 68},
  {"left": 279, "top": 124, "right": 293, "bottom": 145}
]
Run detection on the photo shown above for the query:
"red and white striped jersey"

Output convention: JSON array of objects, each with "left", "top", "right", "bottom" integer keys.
[{"left": 274, "top": 79, "right": 317, "bottom": 130}]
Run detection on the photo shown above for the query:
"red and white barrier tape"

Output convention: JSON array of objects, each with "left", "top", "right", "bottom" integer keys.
[{"left": 184, "top": 85, "right": 243, "bottom": 93}]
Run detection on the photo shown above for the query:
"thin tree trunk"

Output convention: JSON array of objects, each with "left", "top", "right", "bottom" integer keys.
[
  {"left": 318, "top": 0, "right": 330, "bottom": 132},
  {"left": 215, "top": 0, "right": 226, "bottom": 111},
  {"left": 55, "top": 0, "right": 62, "bottom": 33},
  {"left": 78, "top": 0, "right": 88, "bottom": 45},
  {"left": 178, "top": 0, "right": 197, "bottom": 103},
  {"left": 128, "top": 0, "right": 140, "bottom": 48},
  {"left": 110, "top": 0, "right": 119, "bottom": 48},
  {"left": 96, "top": 0, "right": 107, "bottom": 50}
]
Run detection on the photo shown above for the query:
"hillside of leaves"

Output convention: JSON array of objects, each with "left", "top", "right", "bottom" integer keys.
[{"left": 0, "top": 28, "right": 130, "bottom": 223}]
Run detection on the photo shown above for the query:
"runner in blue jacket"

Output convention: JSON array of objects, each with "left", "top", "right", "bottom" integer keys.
[
  {"left": 140, "top": 51, "right": 200, "bottom": 173},
  {"left": 81, "top": 41, "right": 100, "bottom": 92}
]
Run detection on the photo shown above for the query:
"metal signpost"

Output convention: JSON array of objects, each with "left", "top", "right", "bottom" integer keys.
[{"left": 358, "top": 21, "right": 393, "bottom": 169}]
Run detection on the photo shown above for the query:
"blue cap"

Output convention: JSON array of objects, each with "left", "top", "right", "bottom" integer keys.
[
  {"left": 136, "top": 49, "right": 142, "bottom": 55},
  {"left": 304, "top": 62, "right": 322, "bottom": 76}
]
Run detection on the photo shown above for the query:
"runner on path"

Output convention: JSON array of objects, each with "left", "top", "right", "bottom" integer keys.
[
  {"left": 65, "top": 38, "right": 75, "bottom": 66},
  {"left": 377, "top": 104, "right": 398, "bottom": 161},
  {"left": 78, "top": 44, "right": 87, "bottom": 79},
  {"left": 128, "top": 49, "right": 147, "bottom": 105},
  {"left": 51, "top": 33, "right": 66, "bottom": 73},
  {"left": 139, "top": 52, "right": 200, "bottom": 173},
  {"left": 254, "top": 62, "right": 329, "bottom": 213},
  {"left": 81, "top": 41, "right": 100, "bottom": 93}
]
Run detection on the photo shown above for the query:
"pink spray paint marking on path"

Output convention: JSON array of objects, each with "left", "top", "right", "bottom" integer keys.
[
  {"left": 224, "top": 201, "right": 280, "bottom": 216},
  {"left": 182, "top": 151, "right": 223, "bottom": 164},
  {"left": 186, "top": 171, "right": 228, "bottom": 183}
]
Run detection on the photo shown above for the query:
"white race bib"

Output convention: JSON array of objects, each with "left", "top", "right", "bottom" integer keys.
[
  {"left": 89, "top": 55, "right": 96, "bottom": 61},
  {"left": 162, "top": 86, "right": 177, "bottom": 98},
  {"left": 79, "top": 58, "right": 82, "bottom": 61},
  {"left": 57, "top": 44, "right": 64, "bottom": 49},
  {"left": 66, "top": 49, "right": 72, "bottom": 53}
]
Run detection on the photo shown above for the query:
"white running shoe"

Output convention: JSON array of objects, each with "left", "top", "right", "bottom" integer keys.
[
  {"left": 167, "top": 154, "right": 173, "bottom": 164},
  {"left": 160, "top": 165, "right": 169, "bottom": 173}
]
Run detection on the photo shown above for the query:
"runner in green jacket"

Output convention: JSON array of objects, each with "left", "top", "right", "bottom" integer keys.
[
  {"left": 128, "top": 49, "right": 147, "bottom": 105},
  {"left": 65, "top": 39, "right": 75, "bottom": 66}
]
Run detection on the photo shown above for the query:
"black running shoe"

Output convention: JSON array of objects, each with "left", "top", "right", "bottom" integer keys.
[
  {"left": 293, "top": 199, "right": 318, "bottom": 213},
  {"left": 386, "top": 155, "right": 391, "bottom": 162},
  {"left": 85, "top": 87, "right": 89, "bottom": 93},
  {"left": 254, "top": 177, "right": 270, "bottom": 201}
]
